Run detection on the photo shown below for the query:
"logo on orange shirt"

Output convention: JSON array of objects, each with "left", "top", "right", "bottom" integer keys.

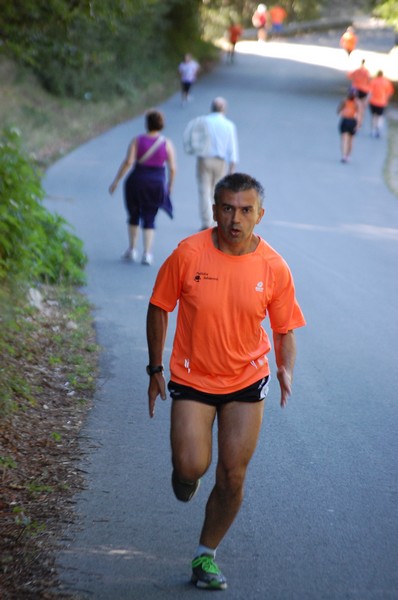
[
  {"left": 194, "top": 271, "right": 219, "bottom": 282},
  {"left": 255, "top": 281, "right": 264, "bottom": 292}
]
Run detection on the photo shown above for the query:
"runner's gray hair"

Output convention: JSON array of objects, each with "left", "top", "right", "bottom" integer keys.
[{"left": 214, "top": 173, "right": 265, "bottom": 207}]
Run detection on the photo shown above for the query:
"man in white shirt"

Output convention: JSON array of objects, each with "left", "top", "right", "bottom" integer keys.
[{"left": 197, "top": 97, "right": 239, "bottom": 229}]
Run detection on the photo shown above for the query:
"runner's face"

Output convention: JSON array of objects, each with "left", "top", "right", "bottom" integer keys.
[{"left": 213, "top": 189, "right": 264, "bottom": 251}]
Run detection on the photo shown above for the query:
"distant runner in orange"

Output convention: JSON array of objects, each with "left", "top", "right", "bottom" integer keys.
[
  {"left": 337, "top": 90, "right": 360, "bottom": 163},
  {"left": 269, "top": 4, "right": 287, "bottom": 35},
  {"left": 368, "top": 70, "right": 395, "bottom": 137},
  {"left": 340, "top": 26, "right": 358, "bottom": 56},
  {"left": 347, "top": 59, "right": 371, "bottom": 127},
  {"left": 227, "top": 22, "right": 243, "bottom": 63}
]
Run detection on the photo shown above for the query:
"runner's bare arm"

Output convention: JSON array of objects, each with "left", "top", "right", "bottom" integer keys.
[
  {"left": 165, "top": 139, "right": 177, "bottom": 193},
  {"left": 273, "top": 330, "right": 297, "bottom": 408},
  {"left": 109, "top": 138, "right": 137, "bottom": 194},
  {"left": 146, "top": 302, "right": 168, "bottom": 418}
]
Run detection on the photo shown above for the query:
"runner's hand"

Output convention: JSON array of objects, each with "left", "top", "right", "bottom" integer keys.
[
  {"left": 277, "top": 366, "right": 292, "bottom": 408},
  {"left": 148, "top": 372, "right": 167, "bottom": 418}
]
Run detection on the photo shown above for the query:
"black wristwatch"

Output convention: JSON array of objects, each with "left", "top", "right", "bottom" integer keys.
[{"left": 146, "top": 364, "right": 164, "bottom": 376}]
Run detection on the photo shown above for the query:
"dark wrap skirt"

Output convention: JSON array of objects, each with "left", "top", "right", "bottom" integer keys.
[{"left": 124, "top": 165, "right": 173, "bottom": 228}]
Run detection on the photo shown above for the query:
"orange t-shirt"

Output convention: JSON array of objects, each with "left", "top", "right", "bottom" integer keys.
[
  {"left": 340, "top": 32, "right": 357, "bottom": 53},
  {"left": 150, "top": 229, "right": 306, "bottom": 393},
  {"left": 369, "top": 76, "right": 394, "bottom": 107},
  {"left": 341, "top": 98, "right": 358, "bottom": 119},
  {"left": 270, "top": 6, "right": 287, "bottom": 25},
  {"left": 348, "top": 67, "right": 371, "bottom": 93},
  {"left": 229, "top": 24, "right": 242, "bottom": 44}
]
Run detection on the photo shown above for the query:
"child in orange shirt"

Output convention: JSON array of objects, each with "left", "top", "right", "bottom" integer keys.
[
  {"left": 269, "top": 5, "right": 287, "bottom": 35},
  {"left": 337, "top": 90, "right": 359, "bottom": 162},
  {"left": 227, "top": 22, "right": 243, "bottom": 63}
]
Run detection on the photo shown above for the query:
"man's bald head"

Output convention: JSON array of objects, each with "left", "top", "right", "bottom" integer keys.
[{"left": 211, "top": 97, "right": 227, "bottom": 113}]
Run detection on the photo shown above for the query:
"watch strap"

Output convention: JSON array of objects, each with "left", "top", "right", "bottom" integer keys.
[{"left": 146, "top": 364, "right": 164, "bottom": 376}]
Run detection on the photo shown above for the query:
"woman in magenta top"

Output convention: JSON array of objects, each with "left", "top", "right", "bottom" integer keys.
[{"left": 109, "top": 109, "right": 176, "bottom": 265}]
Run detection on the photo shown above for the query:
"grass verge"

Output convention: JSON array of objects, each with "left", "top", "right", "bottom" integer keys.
[
  {"left": 0, "top": 56, "right": 180, "bottom": 167},
  {"left": 0, "top": 284, "right": 99, "bottom": 599}
]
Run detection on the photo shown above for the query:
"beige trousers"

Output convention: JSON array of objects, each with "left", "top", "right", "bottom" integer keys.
[{"left": 196, "top": 157, "right": 227, "bottom": 229}]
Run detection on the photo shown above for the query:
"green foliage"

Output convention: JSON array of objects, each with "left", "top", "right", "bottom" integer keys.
[
  {"left": 0, "top": 288, "right": 37, "bottom": 414},
  {"left": 0, "top": 284, "right": 98, "bottom": 417},
  {"left": 0, "top": 0, "right": 328, "bottom": 102},
  {"left": 0, "top": 455, "right": 17, "bottom": 476},
  {"left": 12, "top": 505, "right": 47, "bottom": 535},
  {"left": 35, "top": 2, "right": 173, "bottom": 98},
  {"left": 27, "top": 482, "right": 54, "bottom": 496},
  {"left": 374, "top": 0, "right": 398, "bottom": 30},
  {"left": 0, "top": 127, "right": 87, "bottom": 285},
  {"left": 12, "top": 505, "right": 31, "bottom": 528},
  {"left": 0, "top": 0, "right": 212, "bottom": 100},
  {"left": 164, "top": 0, "right": 203, "bottom": 55},
  {"left": 285, "top": 0, "right": 322, "bottom": 21}
]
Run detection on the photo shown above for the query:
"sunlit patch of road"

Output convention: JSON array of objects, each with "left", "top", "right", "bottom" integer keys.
[{"left": 236, "top": 40, "right": 398, "bottom": 81}]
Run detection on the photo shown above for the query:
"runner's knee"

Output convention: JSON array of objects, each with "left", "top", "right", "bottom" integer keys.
[
  {"left": 216, "top": 463, "right": 247, "bottom": 496},
  {"left": 172, "top": 453, "right": 211, "bottom": 482}
]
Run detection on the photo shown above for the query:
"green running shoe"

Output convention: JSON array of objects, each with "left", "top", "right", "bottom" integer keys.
[
  {"left": 171, "top": 470, "right": 200, "bottom": 502},
  {"left": 191, "top": 554, "right": 227, "bottom": 590}
]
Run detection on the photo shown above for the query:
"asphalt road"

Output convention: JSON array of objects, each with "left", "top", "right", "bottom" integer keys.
[{"left": 44, "top": 28, "right": 398, "bottom": 600}]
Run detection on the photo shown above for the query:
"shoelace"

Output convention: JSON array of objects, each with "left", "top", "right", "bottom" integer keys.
[{"left": 193, "top": 555, "right": 220, "bottom": 574}]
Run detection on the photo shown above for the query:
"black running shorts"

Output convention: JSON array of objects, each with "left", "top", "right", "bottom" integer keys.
[{"left": 168, "top": 376, "right": 270, "bottom": 406}]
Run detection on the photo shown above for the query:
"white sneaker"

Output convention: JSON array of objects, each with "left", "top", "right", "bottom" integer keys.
[
  {"left": 121, "top": 249, "right": 138, "bottom": 262},
  {"left": 141, "top": 253, "right": 153, "bottom": 266}
]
